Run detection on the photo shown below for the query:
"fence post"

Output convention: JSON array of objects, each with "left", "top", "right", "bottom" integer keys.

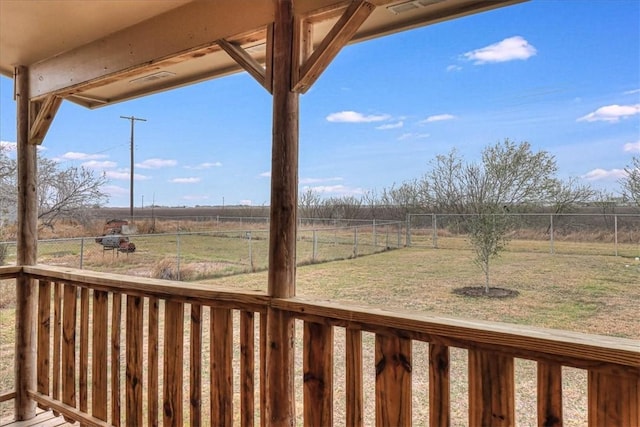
[
  {"left": 312, "top": 230, "right": 317, "bottom": 262},
  {"left": 248, "top": 231, "right": 253, "bottom": 270},
  {"left": 373, "top": 219, "right": 377, "bottom": 247},
  {"left": 386, "top": 225, "right": 390, "bottom": 248},
  {"left": 80, "top": 238, "right": 84, "bottom": 269},
  {"left": 354, "top": 227, "right": 358, "bottom": 258},
  {"left": 176, "top": 231, "right": 181, "bottom": 281},
  {"left": 614, "top": 214, "right": 618, "bottom": 257},
  {"left": 398, "top": 223, "right": 402, "bottom": 248},
  {"left": 432, "top": 214, "right": 438, "bottom": 249},
  {"left": 406, "top": 214, "right": 411, "bottom": 247},
  {"left": 549, "top": 214, "right": 554, "bottom": 255}
]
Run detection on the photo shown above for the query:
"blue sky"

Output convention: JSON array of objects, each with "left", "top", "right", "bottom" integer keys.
[{"left": 1, "top": 0, "right": 639, "bottom": 207}]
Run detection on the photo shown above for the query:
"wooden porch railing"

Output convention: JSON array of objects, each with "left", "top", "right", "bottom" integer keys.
[{"left": 1, "top": 265, "right": 638, "bottom": 426}]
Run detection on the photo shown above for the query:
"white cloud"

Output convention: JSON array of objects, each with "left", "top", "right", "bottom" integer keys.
[
  {"left": 102, "top": 185, "right": 129, "bottom": 197},
  {"left": 58, "top": 151, "right": 107, "bottom": 161},
  {"left": 306, "top": 184, "right": 364, "bottom": 195},
  {"left": 260, "top": 171, "right": 271, "bottom": 178},
  {"left": 326, "top": 111, "right": 390, "bottom": 123},
  {"left": 623, "top": 140, "right": 640, "bottom": 153},
  {"left": 463, "top": 36, "right": 537, "bottom": 64},
  {"left": 623, "top": 89, "right": 640, "bottom": 95},
  {"left": 577, "top": 104, "right": 640, "bottom": 123},
  {"left": 422, "top": 114, "right": 456, "bottom": 123},
  {"left": 239, "top": 199, "right": 252, "bottom": 206},
  {"left": 582, "top": 168, "right": 627, "bottom": 181},
  {"left": 446, "top": 65, "right": 462, "bottom": 72},
  {"left": 376, "top": 121, "right": 403, "bottom": 130},
  {"left": 300, "top": 177, "right": 343, "bottom": 185},
  {"left": 136, "top": 158, "right": 177, "bottom": 169},
  {"left": 105, "top": 170, "right": 150, "bottom": 181},
  {"left": 170, "top": 177, "right": 201, "bottom": 184},
  {"left": 82, "top": 160, "right": 117, "bottom": 169},
  {"left": 0, "top": 140, "right": 17, "bottom": 151},
  {"left": 398, "top": 133, "right": 430, "bottom": 141},
  {"left": 186, "top": 162, "right": 222, "bottom": 169}
]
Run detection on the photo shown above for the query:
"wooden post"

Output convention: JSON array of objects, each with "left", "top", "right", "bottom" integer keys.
[
  {"left": 266, "top": 0, "right": 298, "bottom": 425},
  {"left": 15, "top": 65, "right": 38, "bottom": 420}
]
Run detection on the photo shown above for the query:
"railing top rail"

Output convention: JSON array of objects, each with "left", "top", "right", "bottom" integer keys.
[
  {"left": 0, "top": 265, "right": 21, "bottom": 279},
  {"left": 21, "top": 264, "right": 270, "bottom": 312},
  {"left": 273, "top": 297, "right": 640, "bottom": 373}
]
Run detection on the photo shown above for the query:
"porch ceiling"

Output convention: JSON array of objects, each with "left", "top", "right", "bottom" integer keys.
[{"left": 0, "top": 0, "right": 523, "bottom": 108}]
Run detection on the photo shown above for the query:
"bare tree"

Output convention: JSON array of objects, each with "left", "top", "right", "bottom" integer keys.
[
  {"left": 621, "top": 156, "right": 640, "bottom": 207},
  {"left": 545, "top": 177, "right": 595, "bottom": 214},
  {"left": 0, "top": 147, "right": 109, "bottom": 229}
]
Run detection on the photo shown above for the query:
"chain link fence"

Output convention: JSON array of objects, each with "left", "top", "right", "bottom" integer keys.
[
  {"left": 0, "top": 219, "right": 405, "bottom": 280},
  {"left": 407, "top": 213, "right": 640, "bottom": 258}
]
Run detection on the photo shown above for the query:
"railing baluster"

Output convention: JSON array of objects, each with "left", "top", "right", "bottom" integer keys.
[
  {"left": 303, "top": 321, "right": 333, "bottom": 427},
  {"left": 429, "top": 343, "right": 450, "bottom": 427},
  {"left": 468, "top": 349, "right": 515, "bottom": 426},
  {"left": 537, "top": 361, "right": 562, "bottom": 427},
  {"left": 37, "top": 280, "right": 51, "bottom": 407},
  {"left": 588, "top": 371, "right": 639, "bottom": 427},
  {"left": 52, "top": 281, "right": 62, "bottom": 413},
  {"left": 190, "top": 304, "right": 202, "bottom": 426},
  {"left": 346, "top": 329, "right": 363, "bottom": 427},
  {"left": 92, "top": 290, "right": 108, "bottom": 421},
  {"left": 163, "top": 300, "right": 184, "bottom": 426},
  {"left": 148, "top": 297, "right": 159, "bottom": 426},
  {"left": 260, "top": 313, "right": 267, "bottom": 427},
  {"left": 79, "top": 287, "right": 89, "bottom": 425},
  {"left": 126, "top": 295, "right": 144, "bottom": 425},
  {"left": 375, "top": 334, "right": 412, "bottom": 426},
  {"left": 111, "top": 292, "right": 122, "bottom": 426},
  {"left": 211, "top": 307, "right": 233, "bottom": 425},
  {"left": 240, "top": 311, "right": 255, "bottom": 427},
  {"left": 62, "top": 283, "right": 77, "bottom": 411}
]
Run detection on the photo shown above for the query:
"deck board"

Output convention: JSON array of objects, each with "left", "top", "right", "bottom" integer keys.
[{"left": 0, "top": 409, "right": 76, "bottom": 427}]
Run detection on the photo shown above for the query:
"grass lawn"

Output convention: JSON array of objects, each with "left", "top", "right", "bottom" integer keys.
[{"left": 202, "top": 246, "right": 640, "bottom": 339}]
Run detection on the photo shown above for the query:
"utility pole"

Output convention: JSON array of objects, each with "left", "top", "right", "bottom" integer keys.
[{"left": 120, "top": 115, "right": 146, "bottom": 219}]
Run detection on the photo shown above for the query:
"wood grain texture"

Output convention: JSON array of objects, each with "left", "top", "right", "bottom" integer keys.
[
  {"left": 346, "top": 328, "right": 363, "bottom": 427},
  {"left": 303, "top": 321, "right": 333, "bottom": 427},
  {"left": 15, "top": 64, "right": 38, "bottom": 420},
  {"left": 469, "top": 350, "right": 515, "bottom": 427},
  {"left": 429, "top": 343, "right": 450, "bottom": 427},
  {"left": 210, "top": 307, "right": 233, "bottom": 425},
  {"left": 190, "top": 304, "right": 202, "bottom": 427},
  {"left": 61, "top": 284, "right": 77, "bottom": 409},
  {"left": 240, "top": 311, "right": 255, "bottom": 427},
  {"left": 537, "top": 362, "right": 562, "bottom": 427},
  {"left": 52, "top": 282, "right": 62, "bottom": 409},
  {"left": 265, "top": 308, "right": 295, "bottom": 425},
  {"left": 91, "top": 290, "right": 108, "bottom": 421},
  {"left": 110, "top": 293, "right": 121, "bottom": 426},
  {"left": 79, "top": 288, "right": 89, "bottom": 414},
  {"left": 375, "top": 334, "right": 412, "bottom": 426},
  {"left": 588, "top": 371, "right": 639, "bottom": 427},
  {"left": 163, "top": 301, "right": 183, "bottom": 427},
  {"left": 37, "top": 281, "right": 51, "bottom": 403},
  {"left": 147, "top": 297, "right": 159, "bottom": 427},
  {"left": 125, "top": 295, "right": 143, "bottom": 425}
]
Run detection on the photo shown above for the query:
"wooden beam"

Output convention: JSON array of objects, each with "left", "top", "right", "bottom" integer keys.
[
  {"left": 217, "top": 38, "right": 271, "bottom": 93},
  {"left": 266, "top": 0, "right": 298, "bottom": 425},
  {"left": 15, "top": 64, "right": 38, "bottom": 420},
  {"left": 293, "top": 0, "right": 375, "bottom": 93},
  {"left": 29, "top": 95, "right": 61, "bottom": 144}
]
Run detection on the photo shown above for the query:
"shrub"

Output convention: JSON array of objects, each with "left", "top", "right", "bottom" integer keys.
[{"left": 151, "top": 258, "right": 194, "bottom": 281}]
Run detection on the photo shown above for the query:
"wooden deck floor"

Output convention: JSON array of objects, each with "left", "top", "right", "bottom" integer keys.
[{"left": 0, "top": 410, "right": 76, "bottom": 427}]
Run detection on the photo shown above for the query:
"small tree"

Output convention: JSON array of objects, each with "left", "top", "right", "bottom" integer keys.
[
  {"left": 424, "top": 139, "right": 557, "bottom": 292},
  {"left": 621, "top": 156, "right": 640, "bottom": 207}
]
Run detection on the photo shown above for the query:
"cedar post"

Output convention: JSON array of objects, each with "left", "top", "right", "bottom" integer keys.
[
  {"left": 15, "top": 65, "right": 38, "bottom": 420},
  {"left": 266, "top": 0, "right": 298, "bottom": 425}
]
